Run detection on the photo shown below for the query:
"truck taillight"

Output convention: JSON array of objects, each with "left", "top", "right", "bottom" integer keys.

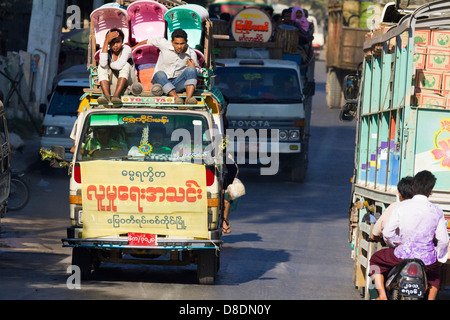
[
  {"left": 206, "top": 168, "right": 215, "bottom": 187},
  {"left": 74, "top": 163, "right": 81, "bottom": 184}
]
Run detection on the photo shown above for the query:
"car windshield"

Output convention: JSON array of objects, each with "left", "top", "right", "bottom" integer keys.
[
  {"left": 76, "top": 112, "right": 211, "bottom": 163},
  {"left": 48, "top": 86, "right": 83, "bottom": 116},
  {"left": 214, "top": 67, "right": 302, "bottom": 103}
]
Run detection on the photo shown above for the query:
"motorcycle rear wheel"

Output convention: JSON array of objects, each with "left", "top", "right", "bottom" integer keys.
[{"left": 8, "top": 176, "right": 30, "bottom": 211}]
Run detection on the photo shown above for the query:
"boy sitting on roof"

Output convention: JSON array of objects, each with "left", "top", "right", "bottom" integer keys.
[{"left": 98, "top": 28, "right": 142, "bottom": 105}]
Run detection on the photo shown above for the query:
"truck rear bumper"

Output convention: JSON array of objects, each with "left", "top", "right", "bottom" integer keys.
[
  {"left": 62, "top": 237, "right": 223, "bottom": 250},
  {"left": 62, "top": 228, "right": 222, "bottom": 250}
]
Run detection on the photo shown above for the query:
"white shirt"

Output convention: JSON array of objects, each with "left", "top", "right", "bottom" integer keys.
[
  {"left": 147, "top": 37, "right": 200, "bottom": 78},
  {"left": 99, "top": 44, "right": 133, "bottom": 70},
  {"left": 371, "top": 201, "right": 399, "bottom": 247},
  {"left": 384, "top": 195, "right": 449, "bottom": 265}
]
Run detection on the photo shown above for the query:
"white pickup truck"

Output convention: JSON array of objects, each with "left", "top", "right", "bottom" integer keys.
[{"left": 214, "top": 58, "right": 310, "bottom": 182}]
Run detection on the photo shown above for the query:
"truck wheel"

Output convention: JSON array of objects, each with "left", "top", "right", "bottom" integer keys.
[
  {"left": 326, "top": 69, "right": 342, "bottom": 109},
  {"left": 291, "top": 164, "right": 307, "bottom": 183},
  {"left": 72, "top": 247, "right": 93, "bottom": 280},
  {"left": 290, "top": 150, "right": 308, "bottom": 183},
  {"left": 197, "top": 249, "right": 218, "bottom": 285}
]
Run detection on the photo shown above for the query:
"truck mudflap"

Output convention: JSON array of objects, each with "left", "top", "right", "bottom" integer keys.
[{"left": 62, "top": 238, "right": 223, "bottom": 250}]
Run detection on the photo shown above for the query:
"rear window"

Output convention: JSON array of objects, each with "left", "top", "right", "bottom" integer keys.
[
  {"left": 47, "top": 86, "right": 83, "bottom": 116},
  {"left": 76, "top": 112, "right": 211, "bottom": 163},
  {"left": 214, "top": 67, "right": 302, "bottom": 103}
]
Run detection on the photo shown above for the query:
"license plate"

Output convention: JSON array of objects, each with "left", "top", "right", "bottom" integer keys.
[
  {"left": 128, "top": 233, "right": 156, "bottom": 246},
  {"left": 399, "top": 281, "right": 424, "bottom": 297},
  {"left": 121, "top": 96, "right": 174, "bottom": 104}
]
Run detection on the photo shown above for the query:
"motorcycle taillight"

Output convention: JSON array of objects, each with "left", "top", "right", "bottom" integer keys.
[
  {"left": 407, "top": 263, "right": 419, "bottom": 276},
  {"left": 401, "top": 262, "right": 423, "bottom": 278}
]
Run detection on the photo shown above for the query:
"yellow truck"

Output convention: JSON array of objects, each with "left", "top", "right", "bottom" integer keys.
[{"left": 53, "top": 0, "right": 229, "bottom": 284}]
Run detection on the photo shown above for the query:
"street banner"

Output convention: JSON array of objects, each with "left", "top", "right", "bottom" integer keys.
[{"left": 80, "top": 161, "right": 208, "bottom": 239}]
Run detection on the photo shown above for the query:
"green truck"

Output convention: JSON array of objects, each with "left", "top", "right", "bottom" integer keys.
[{"left": 343, "top": 0, "right": 450, "bottom": 299}]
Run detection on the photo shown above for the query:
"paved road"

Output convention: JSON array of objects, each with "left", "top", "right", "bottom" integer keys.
[{"left": 0, "top": 55, "right": 364, "bottom": 301}]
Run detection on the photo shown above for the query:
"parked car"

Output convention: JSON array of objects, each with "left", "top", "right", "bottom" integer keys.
[{"left": 40, "top": 64, "right": 89, "bottom": 160}]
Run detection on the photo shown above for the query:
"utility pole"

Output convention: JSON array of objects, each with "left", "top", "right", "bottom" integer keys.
[{"left": 27, "top": 1, "right": 65, "bottom": 115}]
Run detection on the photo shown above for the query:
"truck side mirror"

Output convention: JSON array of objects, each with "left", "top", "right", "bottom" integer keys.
[
  {"left": 340, "top": 102, "right": 357, "bottom": 122},
  {"left": 51, "top": 146, "right": 65, "bottom": 160},
  {"left": 343, "top": 74, "right": 360, "bottom": 101},
  {"left": 49, "top": 146, "right": 68, "bottom": 168},
  {"left": 303, "top": 81, "right": 315, "bottom": 96}
]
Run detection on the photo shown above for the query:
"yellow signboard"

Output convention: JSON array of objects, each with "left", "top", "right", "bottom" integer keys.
[{"left": 80, "top": 161, "right": 208, "bottom": 239}]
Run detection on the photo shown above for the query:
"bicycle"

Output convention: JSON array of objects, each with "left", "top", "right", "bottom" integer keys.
[{"left": 8, "top": 171, "right": 30, "bottom": 211}]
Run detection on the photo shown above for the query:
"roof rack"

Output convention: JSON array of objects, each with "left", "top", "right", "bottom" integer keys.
[
  {"left": 81, "top": 87, "right": 224, "bottom": 114},
  {"left": 84, "top": 1, "right": 223, "bottom": 113}
]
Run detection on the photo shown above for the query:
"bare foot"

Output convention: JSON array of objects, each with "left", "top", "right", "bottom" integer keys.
[{"left": 222, "top": 219, "right": 231, "bottom": 234}]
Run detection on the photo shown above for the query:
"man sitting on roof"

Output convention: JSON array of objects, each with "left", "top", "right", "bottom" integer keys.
[
  {"left": 98, "top": 28, "right": 142, "bottom": 105},
  {"left": 133, "top": 28, "right": 200, "bottom": 105}
]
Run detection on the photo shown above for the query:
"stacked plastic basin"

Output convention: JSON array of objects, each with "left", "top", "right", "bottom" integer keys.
[
  {"left": 165, "top": 4, "right": 208, "bottom": 66},
  {"left": 128, "top": 0, "right": 168, "bottom": 90}
]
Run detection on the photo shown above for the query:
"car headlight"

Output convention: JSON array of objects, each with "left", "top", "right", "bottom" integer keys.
[
  {"left": 44, "top": 126, "right": 65, "bottom": 136},
  {"left": 289, "top": 130, "right": 300, "bottom": 141},
  {"left": 279, "top": 130, "right": 288, "bottom": 141}
]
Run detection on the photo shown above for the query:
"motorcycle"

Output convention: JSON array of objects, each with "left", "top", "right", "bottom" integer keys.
[{"left": 384, "top": 258, "right": 428, "bottom": 300}]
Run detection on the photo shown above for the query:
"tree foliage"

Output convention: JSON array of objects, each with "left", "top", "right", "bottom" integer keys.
[
  {"left": 0, "top": 1, "right": 13, "bottom": 23},
  {"left": 0, "top": 0, "right": 33, "bottom": 23}
]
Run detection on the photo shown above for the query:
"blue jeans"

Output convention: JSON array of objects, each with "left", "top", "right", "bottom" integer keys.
[{"left": 152, "top": 67, "right": 197, "bottom": 94}]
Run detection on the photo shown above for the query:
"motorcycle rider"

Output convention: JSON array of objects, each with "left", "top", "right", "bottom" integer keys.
[
  {"left": 369, "top": 170, "right": 449, "bottom": 300},
  {"left": 370, "top": 176, "right": 414, "bottom": 245}
]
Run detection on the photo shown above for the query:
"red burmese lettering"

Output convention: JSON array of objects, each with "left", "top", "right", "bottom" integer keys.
[
  {"left": 129, "top": 186, "right": 143, "bottom": 213},
  {"left": 86, "top": 180, "right": 203, "bottom": 212},
  {"left": 166, "top": 187, "right": 184, "bottom": 203},
  {"left": 87, "top": 185, "right": 96, "bottom": 201},
  {"left": 87, "top": 185, "right": 106, "bottom": 211},
  {"left": 106, "top": 185, "right": 118, "bottom": 212},
  {"left": 185, "top": 180, "right": 201, "bottom": 202},
  {"left": 146, "top": 187, "right": 157, "bottom": 202},
  {"left": 155, "top": 187, "right": 166, "bottom": 202},
  {"left": 145, "top": 186, "right": 165, "bottom": 202},
  {"left": 118, "top": 186, "right": 129, "bottom": 201},
  {"left": 235, "top": 20, "right": 269, "bottom": 34}
]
